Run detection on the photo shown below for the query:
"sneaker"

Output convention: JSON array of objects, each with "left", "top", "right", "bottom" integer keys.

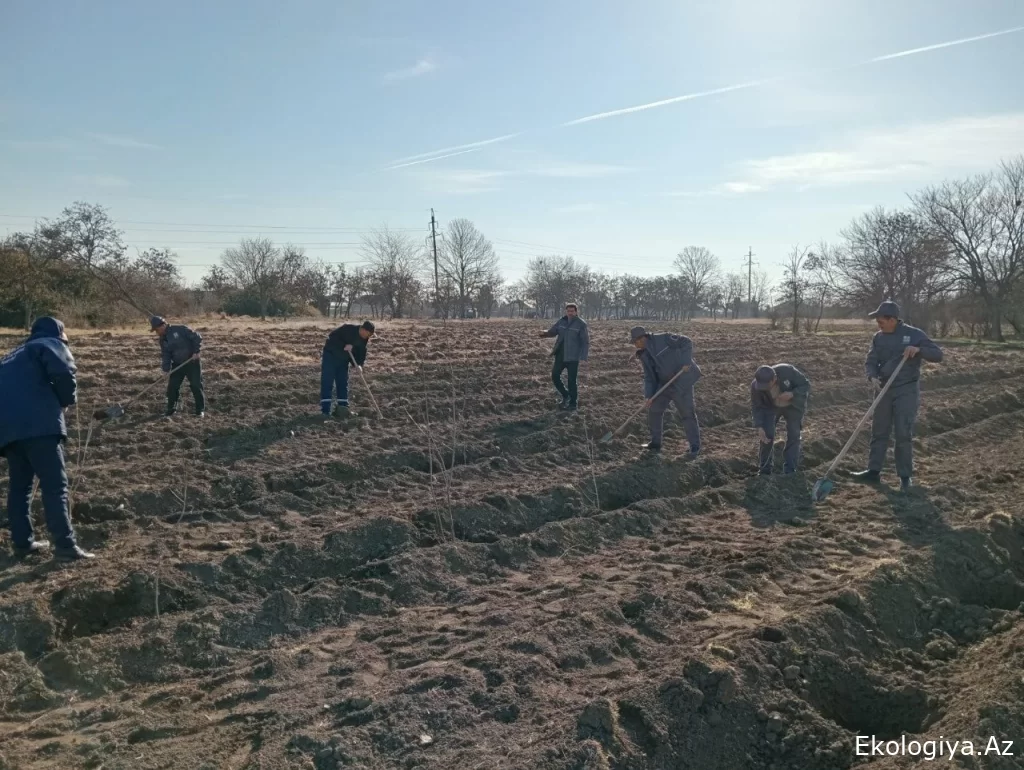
[
  {"left": 641, "top": 442, "right": 662, "bottom": 452},
  {"left": 196, "top": 412, "right": 205, "bottom": 419},
  {"left": 333, "top": 405, "right": 349, "bottom": 418},
  {"left": 13, "top": 540, "right": 49, "bottom": 557},
  {"left": 163, "top": 413, "right": 174, "bottom": 421},
  {"left": 54, "top": 545, "right": 96, "bottom": 562},
  {"left": 758, "top": 469, "right": 772, "bottom": 477},
  {"left": 567, "top": 401, "right": 578, "bottom": 412},
  {"left": 558, "top": 397, "right": 570, "bottom": 410},
  {"left": 850, "top": 469, "right": 881, "bottom": 483},
  {"left": 900, "top": 476, "right": 913, "bottom": 492}
]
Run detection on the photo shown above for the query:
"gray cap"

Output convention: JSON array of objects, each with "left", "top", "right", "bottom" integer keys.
[
  {"left": 868, "top": 301, "right": 900, "bottom": 319},
  {"left": 753, "top": 365, "right": 776, "bottom": 390},
  {"left": 150, "top": 315, "right": 167, "bottom": 329},
  {"left": 629, "top": 326, "right": 647, "bottom": 341}
]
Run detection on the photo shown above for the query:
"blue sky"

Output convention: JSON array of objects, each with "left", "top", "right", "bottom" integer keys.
[{"left": 2, "top": 0, "right": 1023, "bottom": 288}]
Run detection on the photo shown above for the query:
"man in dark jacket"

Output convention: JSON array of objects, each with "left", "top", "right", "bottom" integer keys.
[
  {"left": 321, "top": 320, "right": 375, "bottom": 416},
  {"left": 0, "top": 317, "right": 94, "bottom": 561},
  {"left": 539, "top": 303, "right": 590, "bottom": 410},
  {"left": 850, "top": 301, "right": 942, "bottom": 490},
  {"left": 151, "top": 316, "right": 205, "bottom": 419},
  {"left": 631, "top": 326, "right": 702, "bottom": 455},
  {"left": 751, "top": 363, "right": 811, "bottom": 475}
]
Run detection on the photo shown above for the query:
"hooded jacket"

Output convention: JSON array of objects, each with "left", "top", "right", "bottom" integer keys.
[{"left": 0, "top": 317, "right": 78, "bottom": 453}]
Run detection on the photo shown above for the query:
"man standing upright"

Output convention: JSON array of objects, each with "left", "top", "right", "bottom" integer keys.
[
  {"left": 851, "top": 301, "right": 942, "bottom": 491},
  {"left": 630, "top": 326, "right": 701, "bottom": 455},
  {"left": 751, "top": 363, "right": 811, "bottom": 475},
  {"left": 151, "top": 316, "right": 205, "bottom": 419},
  {"left": 321, "top": 320, "right": 375, "bottom": 417},
  {"left": 0, "top": 317, "right": 94, "bottom": 561},
  {"left": 539, "top": 303, "right": 590, "bottom": 410}
]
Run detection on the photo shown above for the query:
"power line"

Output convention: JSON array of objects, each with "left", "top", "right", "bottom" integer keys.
[{"left": 0, "top": 213, "right": 422, "bottom": 232}]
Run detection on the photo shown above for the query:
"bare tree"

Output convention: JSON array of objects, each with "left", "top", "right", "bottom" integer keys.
[
  {"left": 837, "top": 207, "right": 952, "bottom": 328},
  {"left": 0, "top": 234, "right": 65, "bottom": 329},
  {"left": 912, "top": 157, "right": 1024, "bottom": 340},
  {"left": 360, "top": 226, "right": 423, "bottom": 318},
  {"left": 751, "top": 271, "right": 773, "bottom": 317},
  {"left": 724, "top": 273, "right": 745, "bottom": 319},
  {"left": 438, "top": 218, "right": 500, "bottom": 319},
  {"left": 220, "top": 237, "right": 298, "bottom": 320},
  {"left": 805, "top": 242, "right": 841, "bottom": 332},
  {"left": 781, "top": 245, "right": 811, "bottom": 333},
  {"left": 36, "top": 201, "right": 127, "bottom": 268},
  {"left": 673, "top": 246, "right": 720, "bottom": 319}
]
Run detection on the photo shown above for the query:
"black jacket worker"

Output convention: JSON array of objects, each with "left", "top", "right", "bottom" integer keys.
[
  {"left": 151, "top": 316, "right": 205, "bottom": 419},
  {"left": 321, "top": 321, "right": 374, "bottom": 416}
]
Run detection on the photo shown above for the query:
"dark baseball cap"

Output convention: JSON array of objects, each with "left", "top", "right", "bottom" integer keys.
[
  {"left": 868, "top": 301, "right": 900, "bottom": 318},
  {"left": 150, "top": 315, "right": 167, "bottom": 329},
  {"left": 629, "top": 326, "right": 647, "bottom": 341},
  {"left": 753, "top": 365, "right": 776, "bottom": 390}
]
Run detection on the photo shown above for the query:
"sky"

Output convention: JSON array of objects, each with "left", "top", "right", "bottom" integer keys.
[{"left": 2, "top": 0, "right": 1023, "bottom": 289}]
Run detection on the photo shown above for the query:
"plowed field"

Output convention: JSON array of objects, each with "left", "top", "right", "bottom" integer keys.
[{"left": 2, "top": 319, "right": 1024, "bottom": 770}]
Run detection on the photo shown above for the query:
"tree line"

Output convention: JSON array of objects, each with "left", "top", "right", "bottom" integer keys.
[{"left": 2, "top": 155, "right": 1021, "bottom": 338}]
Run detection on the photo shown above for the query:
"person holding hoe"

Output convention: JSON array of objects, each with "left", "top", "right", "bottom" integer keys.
[
  {"left": 321, "top": 320, "right": 375, "bottom": 417},
  {"left": 751, "top": 363, "right": 811, "bottom": 475},
  {"left": 539, "top": 303, "right": 590, "bottom": 411},
  {"left": 631, "top": 326, "right": 702, "bottom": 455},
  {"left": 151, "top": 316, "right": 205, "bottom": 419},
  {"left": 0, "top": 317, "right": 95, "bottom": 561},
  {"left": 850, "top": 301, "right": 942, "bottom": 491}
]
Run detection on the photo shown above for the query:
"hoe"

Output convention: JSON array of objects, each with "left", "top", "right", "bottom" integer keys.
[
  {"left": 93, "top": 359, "right": 194, "bottom": 421},
  {"left": 811, "top": 356, "right": 907, "bottom": 502}
]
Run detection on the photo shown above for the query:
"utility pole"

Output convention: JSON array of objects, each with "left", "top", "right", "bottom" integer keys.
[
  {"left": 746, "top": 247, "right": 756, "bottom": 309},
  {"left": 430, "top": 209, "right": 439, "bottom": 314}
]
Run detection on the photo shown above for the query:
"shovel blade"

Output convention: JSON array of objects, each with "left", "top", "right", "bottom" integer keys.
[
  {"left": 811, "top": 478, "right": 834, "bottom": 502},
  {"left": 599, "top": 432, "right": 614, "bottom": 444}
]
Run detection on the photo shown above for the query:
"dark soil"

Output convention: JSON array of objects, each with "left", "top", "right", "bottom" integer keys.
[{"left": 2, "top": 319, "right": 1023, "bottom": 769}]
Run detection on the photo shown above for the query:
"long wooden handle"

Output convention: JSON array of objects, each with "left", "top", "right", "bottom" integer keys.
[
  {"left": 822, "top": 356, "right": 908, "bottom": 479},
  {"left": 127, "top": 359, "right": 193, "bottom": 405},
  {"left": 610, "top": 365, "right": 690, "bottom": 438},
  {"left": 348, "top": 350, "right": 383, "bottom": 418}
]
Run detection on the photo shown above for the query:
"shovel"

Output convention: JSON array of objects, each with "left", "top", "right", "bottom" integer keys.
[
  {"left": 599, "top": 366, "right": 690, "bottom": 443},
  {"left": 811, "top": 356, "right": 908, "bottom": 502},
  {"left": 93, "top": 359, "right": 194, "bottom": 421}
]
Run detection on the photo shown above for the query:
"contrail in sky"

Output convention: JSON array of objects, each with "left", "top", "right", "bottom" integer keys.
[
  {"left": 865, "top": 25, "right": 1024, "bottom": 63},
  {"left": 385, "top": 25, "right": 1024, "bottom": 168}
]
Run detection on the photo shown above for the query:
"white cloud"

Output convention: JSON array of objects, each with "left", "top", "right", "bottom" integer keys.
[
  {"left": 86, "top": 132, "right": 161, "bottom": 150},
  {"left": 702, "top": 113, "right": 1024, "bottom": 195},
  {"left": 383, "top": 57, "right": 437, "bottom": 82},
  {"left": 71, "top": 174, "right": 131, "bottom": 188}
]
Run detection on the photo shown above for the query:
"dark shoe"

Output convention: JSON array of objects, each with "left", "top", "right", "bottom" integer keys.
[
  {"left": 333, "top": 405, "right": 349, "bottom": 419},
  {"left": 850, "top": 470, "right": 881, "bottom": 483},
  {"left": 642, "top": 442, "right": 662, "bottom": 452},
  {"left": 784, "top": 469, "right": 797, "bottom": 475},
  {"left": 196, "top": 411, "right": 205, "bottom": 419},
  {"left": 567, "top": 401, "right": 578, "bottom": 412},
  {"left": 558, "top": 397, "right": 570, "bottom": 410},
  {"left": 54, "top": 546, "right": 96, "bottom": 562},
  {"left": 688, "top": 446, "right": 701, "bottom": 458},
  {"left": 163, "top": 413, "right": 174, "bottom": 421},
  {"left": 900, "top": 477, "right": 912, "bottom": 492},
  {"left": 758, "top": 469, "right": 772, "bottom": 477},
  {"left": 13, "top": 540, "right": 49, "bottom": 557}
]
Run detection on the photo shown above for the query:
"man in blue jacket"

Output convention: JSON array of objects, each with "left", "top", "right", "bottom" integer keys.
[
  {"left": 321, "top": 320, "right": 375, "bottom": 417},
  {"left": 751, "top": 363, "right": 811, "bottom": 475},
  {"left": 851, "top": 301, "right": 943, "bottom": 490},
  {"left": 631, "top": 326, "right": 702, "bottom": 455},
  {"left": 539, "top": 303, "right": 590, "bottom": 411},
  {"left": 151, "top": 316, "right": 205, "bottom": 419},
  {"left": 0, "top": 317, "right": 94, "bottom": 561}
]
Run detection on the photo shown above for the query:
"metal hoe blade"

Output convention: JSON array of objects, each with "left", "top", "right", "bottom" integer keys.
[
  {"left": 599, "top": 432, "right": 614, "bottom": 444},
  {"left": 94, "top": 404, "right": 125, "bottom": 421},
  {"left": 811, "top": 478, "right": 834, "bottom": 502}
]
